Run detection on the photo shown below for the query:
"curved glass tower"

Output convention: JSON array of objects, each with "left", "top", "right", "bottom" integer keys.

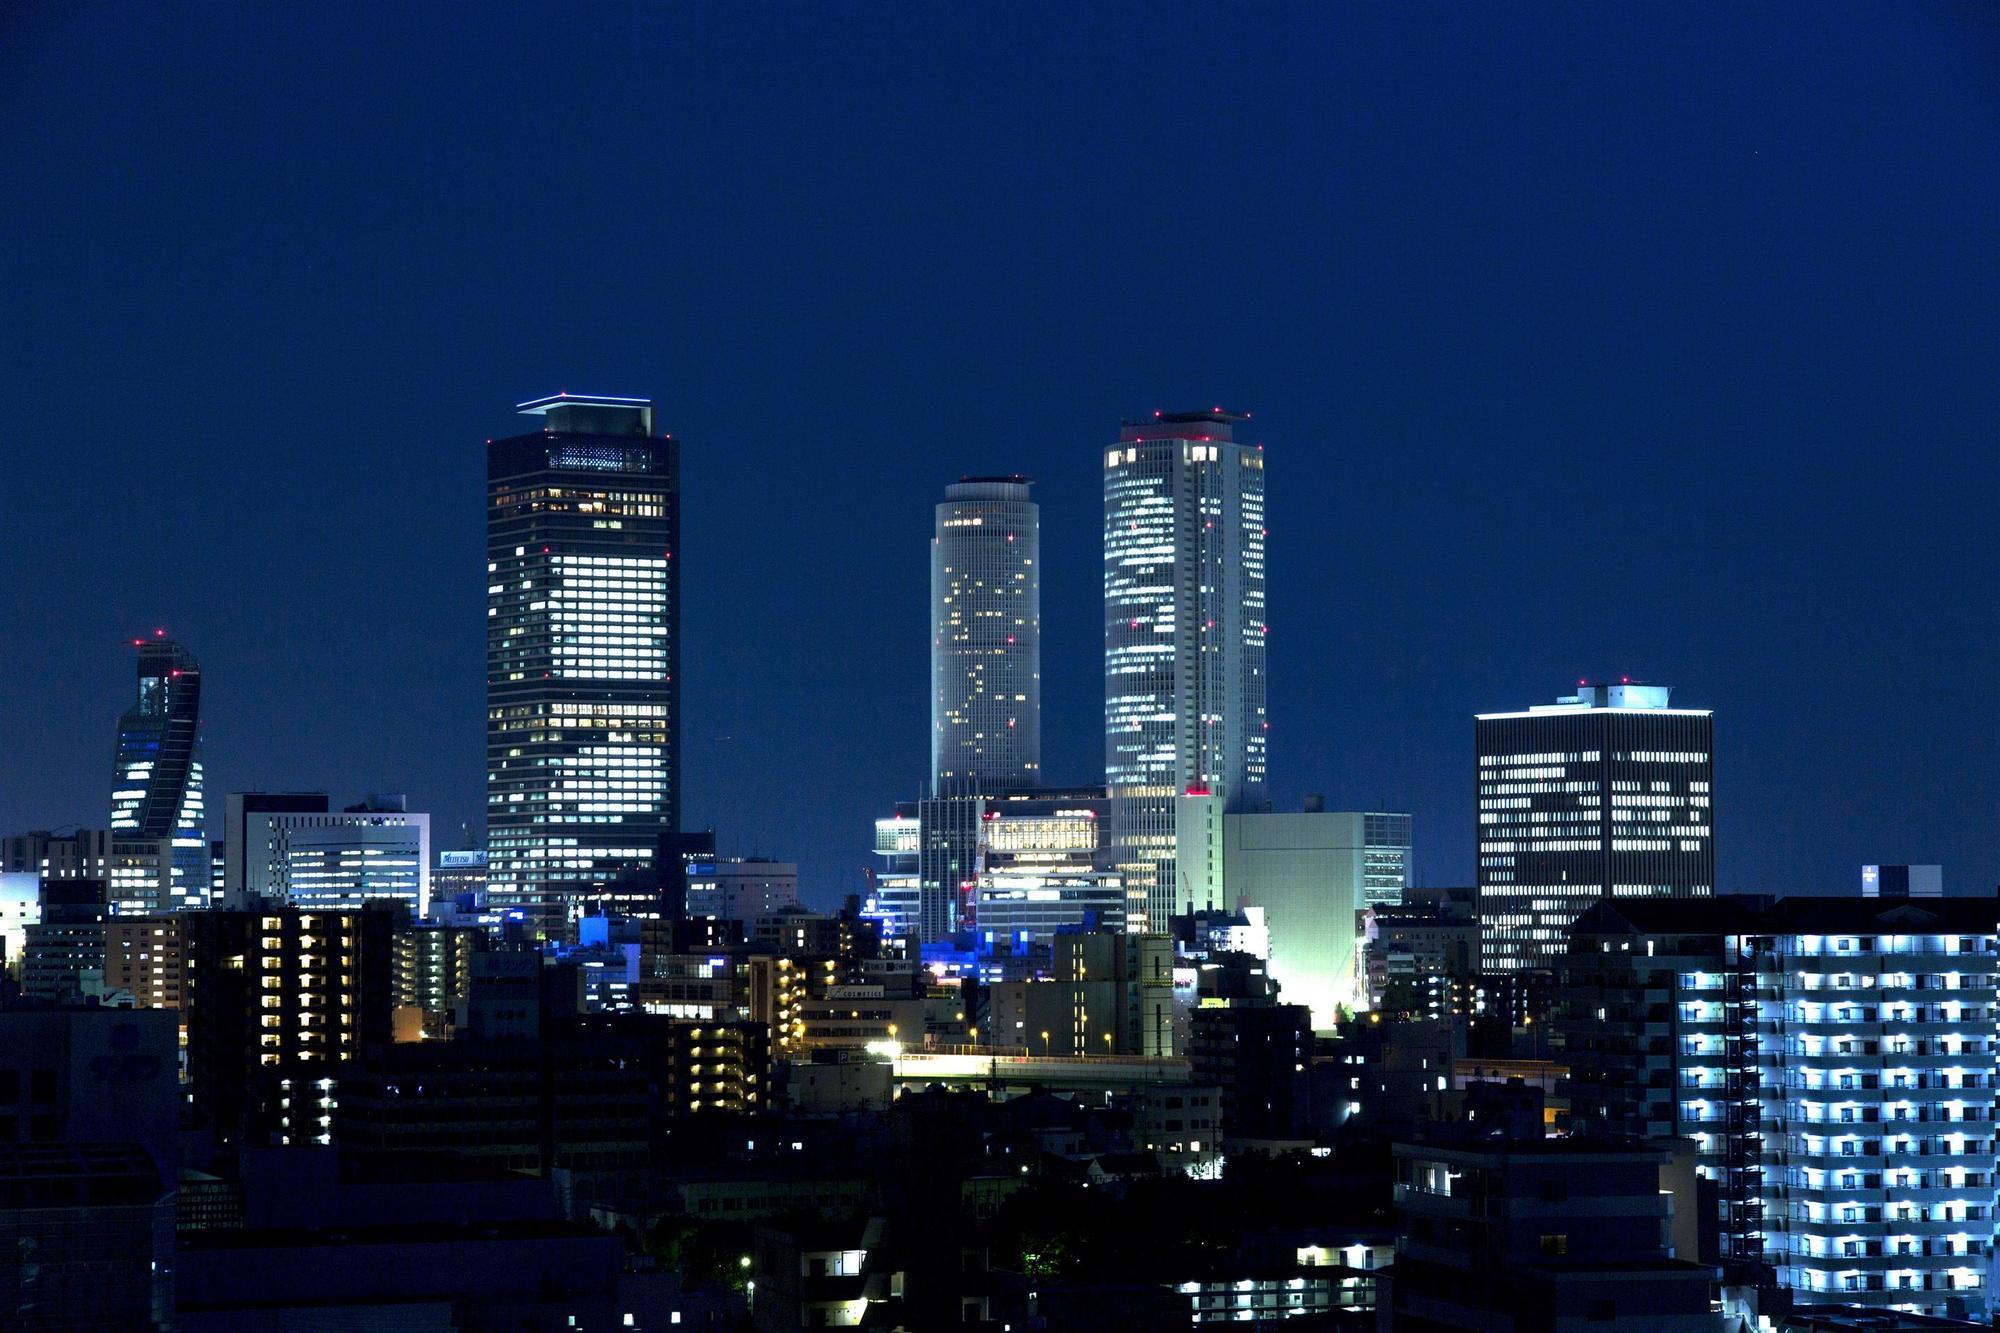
[
  {"left": 111, "top": 633, "right": 209, "bottom": 909},
  {"left": 931, "top": 476, "right": 1040, "bottom": 795}
]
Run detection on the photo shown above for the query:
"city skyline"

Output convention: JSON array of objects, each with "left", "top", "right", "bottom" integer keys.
[{"left": 2, "top": 6, "right": 1992, "bottom": 905}]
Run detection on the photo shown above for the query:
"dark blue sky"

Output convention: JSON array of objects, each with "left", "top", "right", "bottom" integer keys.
[{"left": 2, "top": 4, "right": 1994, "bottom": 904}]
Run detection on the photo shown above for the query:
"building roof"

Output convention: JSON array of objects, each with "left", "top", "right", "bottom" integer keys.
[{"left": 1569, "top": 893, "right": 2000, "bottom": 941}]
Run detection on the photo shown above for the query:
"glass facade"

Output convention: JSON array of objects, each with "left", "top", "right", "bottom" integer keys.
[
  {"left": 109, "top": 635, "right": 208, "bottom": 910},
  {"left": 1477, "top": 682, "right": 1714, "bottom": 971},
  {"left": 486, "top": 395, "right": 678, "bottom": 937},
  {"left": 1103, "top": 411, "right": 1267, "bottom": 931},
  {"left": 1362, "top": 812, "right": 1414, "bottom": 910},
  {"left": 931, "top": 477, "right": 1039, "bottom": 794}
]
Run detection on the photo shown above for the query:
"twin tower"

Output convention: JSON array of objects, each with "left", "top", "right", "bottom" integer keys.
[{"left": 930, "top": 409, "right": 1269, "bottom": 929}]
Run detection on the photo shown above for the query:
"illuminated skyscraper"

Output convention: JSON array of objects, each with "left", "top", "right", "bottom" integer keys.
[
  {"left": 1103, "top": 410, "right": 1267, "bottom": 929},
  {"left": 110, "top": 634, "right": 208, "bottom": 909},
  {"left": 931, "top": 476, "right": 1040, "bottom": 795},
  {"left": 486, "top": 394, "right": 678, "bottom": 937},
  {"left": 1477, "top": 681, "right": 1714, "bottom": 971}
]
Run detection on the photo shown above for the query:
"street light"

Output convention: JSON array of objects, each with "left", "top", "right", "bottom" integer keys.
[{"left": 1040, "top": 1029, "right": 1050, "bottom": 1057}]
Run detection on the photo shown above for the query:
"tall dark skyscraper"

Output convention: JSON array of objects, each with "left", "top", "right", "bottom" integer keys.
[
  {"left": 1476, "top": 681, "right": 1714, "bottom": 971},
  {"left": 110, "top": 633, "right": 208, "bottom": 910},
  {"left": 1103, "top": 409, "right": 1268, "bottom": 930},
  {"left": 485, "top": 394, "right": 679, "bottom": 937}
]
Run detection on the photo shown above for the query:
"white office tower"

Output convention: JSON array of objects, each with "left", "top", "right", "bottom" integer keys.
[
  {"left": 931, "top": 476, "right": 1040, "bottom": 795},
  {"left": 226, "top": 794, "right": 430, "bottom": 916},
  {"left": 1104, "top": 410, "right": 1267, "bottom": 930}
]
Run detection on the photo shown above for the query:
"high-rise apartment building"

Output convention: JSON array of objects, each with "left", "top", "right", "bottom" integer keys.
[
  {"left": 931, "top": 476, "right": 1040, "bottom": 795},
  {"left": 1476, "top": 681, "right": 1714, "bottom": 971},
  {"left": 184, "top": 905, "right": 398, "bottom": 1146},
  {"left": 486, "top": 394, "right": 679, "bottom": 938},
  {"left": 1562, "top": 896, "right": 2000, "bottom": 1318},
  {"left": 1104, "top": 410, "right": 1267, "bottom": 931},
  {"left": 110, "top": 634, "right": 208, "bottom": 909}
]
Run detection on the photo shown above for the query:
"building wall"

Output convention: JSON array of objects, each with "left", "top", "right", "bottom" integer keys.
[{"left": 1220, "top": 812, "right": 1366, "bottom": 1029}]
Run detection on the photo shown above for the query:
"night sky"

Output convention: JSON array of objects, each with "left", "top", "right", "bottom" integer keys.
[{"left": 2, "top": 5, "right": 1994, "bottom": 904}]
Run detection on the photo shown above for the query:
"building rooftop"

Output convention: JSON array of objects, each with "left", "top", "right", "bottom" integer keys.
[
  {"left": 1479, "top": 680, "right": 1711, "bottom": 720},
  {"left": 513, "top": 392, "right": 654, "bottom": 436},
  {"left": 1570, "top": 893, "right": 2000, "bottom": 940}
]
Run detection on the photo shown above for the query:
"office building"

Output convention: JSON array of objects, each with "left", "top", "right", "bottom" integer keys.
[
  {"left": 1104, "top": 409, "right": 1267, "bottom": 930},
  {"left": 1562, "top": 895, "right": 2000, "bottom": 1317},
  {"left": 221, "top": 791, "right": 329, "bottom": 900},
  {"left": 931, "top": 475, "right": 1040, "bottom": 794},
  {"left": 226, "top": 797, "right": 431, "bottom": 914},
  {"left": 869, "top": 789, "right": 1138, "bottom": 946},
  {"left": 109, "top": 633, "right": 208, "bottom": 910},
  {"left": 432, "top": 848, "right": 488, "bottom": 906},
  {"left": 486, "top": 393, "right": 679, "bottom": 938},
  {"left": 4, "top": 829, "right": 181, "bottom": 921},
  {"left": 685, "top": 857, "right": 799, "bottom": 921},
  {"left": 21, "top": 878, "right": 110, "bottom": 1004},
  {"left": 1477, "top": 681, "right": 1714, "bottom": 971}
]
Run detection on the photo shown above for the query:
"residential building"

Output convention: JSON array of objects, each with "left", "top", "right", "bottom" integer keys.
[
  {"left": 486, "top": 393, "right": 679, "bottom": 938},
  {"left": 1189, "top": 1003, "right": 1315, "bottom": 1142},
  {"left": 1560, "top": 895, "right": 2000, "bottom": 1317},
  {"left": 183, "top": 905, "right": 398, "bottom": 1146},
  {"left": 1104, "top": 409, "right": 1268, "bottom": 931},
  {"left": 1383, "top": 1134, "right": 1723, "bottom": 1331},
  {"left": 1478, "top": 681, "right": 1714, "bottom": 972},
  {"left": 109, "top": 634, "right": 208, "bottom": 910},
  {"left": 931, "top": 475, "right": 1040, "bottom": 794},
  {"left": 988, "top": 931, "right": 1176, "bottom": 1057},
  {"left": 104, "top": 917, "right": 186, "bottom": 1010}
]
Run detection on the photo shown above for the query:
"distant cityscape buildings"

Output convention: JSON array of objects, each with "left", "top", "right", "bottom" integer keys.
[
  {"left": 1476, "top": 681, "right": 1715, "bottom": 972},
  {"left": 485, "top": 394, "right": 679, "bottom": 937},
  {"left": 18, "top": 383, "right": 1972, "bottom": 1333}
]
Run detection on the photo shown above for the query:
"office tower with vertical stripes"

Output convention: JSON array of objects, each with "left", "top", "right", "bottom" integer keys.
[
  {"left": 1103, "top": 410, "right": 1267, "bottom": 930},
  {"left": 485, "top": 394, "right": 679, "bottom": 938},
  {"left": 1477, "top": 681, "right": 1714, "bottom": 971}
]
